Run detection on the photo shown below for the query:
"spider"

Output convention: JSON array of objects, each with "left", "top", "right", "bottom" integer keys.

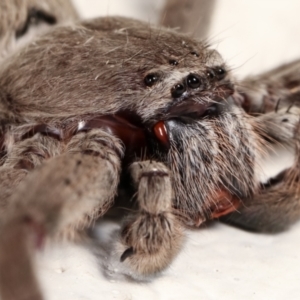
[{"left": 0, "top": 1, "right": 300, "bottom": 300}]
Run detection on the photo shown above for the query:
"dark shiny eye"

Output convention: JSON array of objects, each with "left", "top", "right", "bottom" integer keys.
[
  {"left": 187, "top": 74, "right": 201, "bottom": 89},
  {"left": 169, "top": 59, "right": 179, "bottom": 66},
  {"left": 171, "top": 84, "right": 186, "bottom": 98},
  {"left": 144, "top": 73, "right": 159, "bottom": 87},
  {"left": 191, "top": 51, "right": 199, "bottom": 57},
  {"left": 206, "top": 70, "right": 215, "bottom": 79},
  {"left": 215, "top": 67, "right": 227, "bottom": 80},
  {"left": 16, "top": 9, "right": 57, "bottom": 39}
]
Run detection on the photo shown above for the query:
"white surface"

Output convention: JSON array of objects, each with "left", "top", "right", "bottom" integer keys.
[
  {"left": 208, "top": 0, "right": 300, "bottom": 77},
  {"left": 38, "top": 221, "right": 300, "bottom": 300},
  {"left": 35, "top": 1, "right": 300, "bottom": 299},
  {"left": 73, "top": 0, "right": 164, "bottom": 24}
]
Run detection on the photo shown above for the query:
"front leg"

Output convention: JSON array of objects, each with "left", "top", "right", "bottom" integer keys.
[
  {"left": 109, "top": 161, "right": 184, "bottom": 280},
  {"left": 0, "top": 129, "right": 123, "bottom": 300}
]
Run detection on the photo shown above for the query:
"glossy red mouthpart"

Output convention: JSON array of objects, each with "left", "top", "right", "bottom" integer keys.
[{"left": 153, "top": 121, "right": 170, "bottom": 148}]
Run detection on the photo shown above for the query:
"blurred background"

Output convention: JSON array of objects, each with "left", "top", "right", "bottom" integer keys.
[{"left": 72, "top": 0, "right": 300, "bottom": 78}]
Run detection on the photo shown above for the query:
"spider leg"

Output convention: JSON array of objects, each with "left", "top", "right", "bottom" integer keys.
[
  {"left": 236, "top": 59, "right": 300, "bottom": 114},
  {"left": 0, "top": 133, "right": 64, "bottom": 211},
  {"left": 108, "top": 160, "right": 184, "bottom": 280},
  {"left": 0, "top": 168, "right": 28, "bottom": 211},
  {"left": 160, "top": 0, "right": 216, "bottom": 40},
  {"left": 0, "top": 128, "right": 123, "bottom": 300},
  {"left": 222, "top": 107, "right": 300, "bottom": 232}
]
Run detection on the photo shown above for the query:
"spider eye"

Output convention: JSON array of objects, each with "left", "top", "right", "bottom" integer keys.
[
  {"left": 144, "top": 73, "right": 159, "bottom": 87},
  {"left": 171, "top": 83, "right": 186, "bottom": 98},
  {"left": 187, "top": 74, "right": 201, "bottom": 89},
  {"left": 215, "top": 67, "right": 227, "bottom": 80},
  {"left": 16, "top": 9, "right": 57, "bottom": 39},
  {"left": 206, "top": 70, "right": 215, "bottom": 79},
  {"left": 169, "top": 59, "right": 179, "bottom": 66}
]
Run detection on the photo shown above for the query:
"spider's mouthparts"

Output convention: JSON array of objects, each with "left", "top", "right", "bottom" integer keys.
[
  {"left": 153, "top": 121, "right": 170, "bottom": 149},
  {"left": 152, "top": 100, "right": 224, "bottom": 148},
  {"left": 166, "top": 99, "right": 221, "bottom": 121},
  {"left": 76, "top": 114, "right": 148, "bottom": 160}
]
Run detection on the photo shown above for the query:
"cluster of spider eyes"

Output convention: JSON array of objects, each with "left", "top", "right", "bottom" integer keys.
[{"left": 144, "top": 55, "right": 227, "bottom": 99}]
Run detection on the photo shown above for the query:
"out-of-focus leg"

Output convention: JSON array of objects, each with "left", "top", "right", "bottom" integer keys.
[{"left": 160, "top": 0, "right": 216, "bottom": 39}]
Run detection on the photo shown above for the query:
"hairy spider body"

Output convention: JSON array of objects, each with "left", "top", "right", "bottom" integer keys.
[
  {"left": 0, "top": 16, "right": 266, "bottom": 226},
  {"left": 0, "top": 2, "right": 300, "bottom": 300}
]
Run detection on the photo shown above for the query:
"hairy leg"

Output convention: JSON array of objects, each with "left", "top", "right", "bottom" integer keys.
[
  {"left": 0, "top": 0, "right": 78, "bottom": 62},
  {"left": 223, "top": 107, "right": 300, "bottom": 232},
  {"left": 236, "top": 59, "right": 300, "bottom": 114},
  {"left": 0, "top": 129, "right": 123, "bottom": 300},
  {"left": 0, "top": 133, "right": 63, "bottom": 210},
  {"left": 160, "top": 0, "right": 216, "bottom": 40},
  {"left": 108, "top": 160, "right": 184, "bottom": 280}
]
